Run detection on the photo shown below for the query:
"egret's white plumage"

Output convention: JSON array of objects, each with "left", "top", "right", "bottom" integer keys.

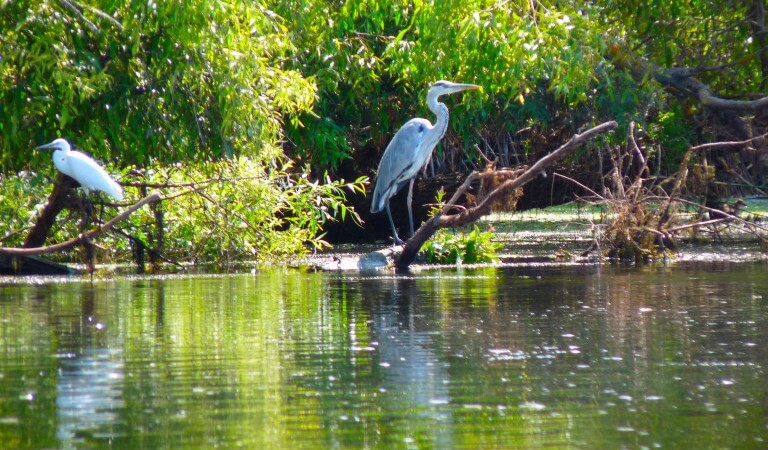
[
  {"left": 37, "top": 138, "right": 123, "bottom": 201},
  {"left": 370, "top": 80, "right": 479, "bottom": 244}
]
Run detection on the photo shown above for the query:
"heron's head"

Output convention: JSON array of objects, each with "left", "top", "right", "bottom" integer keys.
[
  {"left": 36, "top": 138, "right": 71, "bottom": 153},
  {"left": 429, "top": 80, "right": 480, "bottom": 97}
]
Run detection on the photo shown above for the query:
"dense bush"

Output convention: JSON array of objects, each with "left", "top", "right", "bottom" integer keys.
[{"left": 1, "top": 0, "right": 317, "bottom": 168}]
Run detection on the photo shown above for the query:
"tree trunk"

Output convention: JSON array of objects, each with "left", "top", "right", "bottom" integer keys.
[{"left": 750, "top": 0, "right": 768, "bottom": 91}]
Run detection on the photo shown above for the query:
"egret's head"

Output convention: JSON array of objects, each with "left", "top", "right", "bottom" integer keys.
[
  {"left": 428, "top": 80, "right": 480, "bottom": 97},
  {"left": 36, "top": 138, "right": 71, "bottom": 152}
]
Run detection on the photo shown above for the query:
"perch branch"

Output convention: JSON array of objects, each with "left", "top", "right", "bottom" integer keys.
[{"left": 0, "top": 192, "right": 161, "bottom": 256}]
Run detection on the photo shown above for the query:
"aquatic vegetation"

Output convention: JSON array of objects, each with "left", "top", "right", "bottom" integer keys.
[{"left": 422, "top": 226, "right": 503, "bottom": 264}]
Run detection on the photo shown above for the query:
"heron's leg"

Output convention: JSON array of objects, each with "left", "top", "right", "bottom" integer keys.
[
  {"left": 385, "top": 202, "right": 405, "bottom": 246},
  {"left": 406, "top": 178, "right": 415, "bottom": 237}
]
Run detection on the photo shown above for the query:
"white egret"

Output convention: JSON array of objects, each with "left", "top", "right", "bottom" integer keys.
[
  {"left": 37, "top": 138, "right": 123, "bottom": 201},
  {"left": 370, "top": 80, "right": 479, "bottom": 244}
]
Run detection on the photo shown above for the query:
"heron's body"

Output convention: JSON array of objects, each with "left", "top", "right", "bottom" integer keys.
[
  {"left": 370, "top": 80, "right": 479, "bottom": 244},
  {"left": 38, "top": 138, "right": 123, "bottom": 201}
]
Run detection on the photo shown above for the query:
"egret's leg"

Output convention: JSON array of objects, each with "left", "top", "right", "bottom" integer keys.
[
  {"left": 82, "top": 195, "right": 94, "bottom": 230},
  {"left": 385, "top": 202, "right": 405, "bottom": 246},
  {"left": 406, "top": 178, "right": 415, "bottom": 237},
  {"left": 95, "top": 193, "right": 106, "bottom": 225}
]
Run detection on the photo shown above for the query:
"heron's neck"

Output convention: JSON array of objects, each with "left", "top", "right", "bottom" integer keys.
[{"left": 427, "top": 94, "right": 450, "bottom": 140}]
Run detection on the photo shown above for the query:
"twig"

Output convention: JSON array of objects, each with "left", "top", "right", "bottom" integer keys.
[
  {"left": 107, "top": 226, "right": 186, "bottom": 269},
  {"left": 196, "top": 191, "right": 267, "bottom": 240},
  {"left": 554, "top": 173, "right": 603, "bottom": 199},
  {"left": 668, "top": 217, "right": 730, "bottom": 233},
  {"left": 657, "top": 148, "right": 692, "bottom": 229},
  {"left": 675, "top": 198, "right": 768, "bottom": 235},
  {"left": 58, "top": 0, "right": 99, "bottom": 33}
]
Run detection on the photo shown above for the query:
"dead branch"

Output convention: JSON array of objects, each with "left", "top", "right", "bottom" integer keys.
[
  {"left": 691, "top": 131, "right": 768, "bottom": 152},
  {"left": 674, "top": 198, "right": 768, "bottom": 236},
  {"left": 23, "top": 173, "right": 80, "bottom": 248},
  {"left": 395, "top": 121, "right": 618, "bottom": 271},
  {"left": 654, "top": 67, "right": 768, "bottom": 112},
  {"left": 605, "top": 44, "right": 766, "bottom": 140},
  {"left": 0, "top": 192, "right": 161, "bottom": 257}
]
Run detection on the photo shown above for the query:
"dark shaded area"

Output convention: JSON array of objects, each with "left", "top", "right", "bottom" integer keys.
[
  {"left": 0, "top": 254, "right": 81, "bottom": 276},
  {"left": 324, "top": 165, "right": 582, "bottom": 244}
]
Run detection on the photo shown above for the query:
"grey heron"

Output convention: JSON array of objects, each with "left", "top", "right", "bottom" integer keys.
[
  {"left": 37, "top": 138, "right": 124, "bottom": 201},
  {"left": 370, "top": 80, "right": 479, "bottom": 244}
]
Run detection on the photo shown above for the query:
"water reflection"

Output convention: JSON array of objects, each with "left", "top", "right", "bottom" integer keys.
[
  {"left": 364, "top": 277, "right": 453, "bottom": 447},
  {"left": 0, "top": 264, "right": 766, "bottom": 448},
  {"left": 53, "top": 288, "right": 125, "bottom": 448},
  {"left": 56, "top": 348, "right": 124, "bottom": 446}
]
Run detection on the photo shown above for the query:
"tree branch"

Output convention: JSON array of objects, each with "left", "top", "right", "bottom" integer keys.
[
  {"left": 394, "top": 121, "right": 618, "bottom": 271},
  {"left": 0, "top": 192, "right": 161, "bottom": 257},
  {"left": 690, "top": 131, "right": 768, "bottom": 151}
]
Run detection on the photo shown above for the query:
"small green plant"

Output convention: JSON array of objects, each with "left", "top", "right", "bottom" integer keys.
[{"left": 422, "top": 225, "right": 503, "bottom": 264}]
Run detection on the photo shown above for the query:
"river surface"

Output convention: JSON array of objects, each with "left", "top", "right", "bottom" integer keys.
[{"left": 1, "top": 262, "right": 767, "bottom": 448}]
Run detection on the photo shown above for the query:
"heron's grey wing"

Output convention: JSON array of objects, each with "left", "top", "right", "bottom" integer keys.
[{"left": 370, "top": 119, "right": 429, "bottom": 213}]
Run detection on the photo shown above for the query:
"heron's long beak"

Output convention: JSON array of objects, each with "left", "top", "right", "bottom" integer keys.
[
  {"left": 450, "top": 84, "right": 480, "bottom": 94},
  {"left": 36, "top": 142, "right": 56, "bottom": 150}
]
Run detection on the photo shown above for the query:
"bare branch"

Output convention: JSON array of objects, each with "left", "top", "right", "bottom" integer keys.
[
  {"left": 690, "top": 131, "right": 768, "bottom": 151},
  {"left": 698, "top": 87, "right": 768, "bottom": 111}
]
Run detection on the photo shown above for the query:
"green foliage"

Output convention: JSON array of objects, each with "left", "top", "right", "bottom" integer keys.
[
  {"left": 646, "top": 105, "right": 695, "bottom": 171},
  {"left": 0, "top": 0, "right": 316, "bottom": 169},
  {"left": 118, "top": 158, "right": 366, "bottom": 265},
  {"left": 275, "top": 0, "right": 614, "bottom": 169},
  {"left": 597, "top": 0, "right": 761, "bottom": 94},
  {"left": 3, "top": 0, "right": 764, "bottom": 263},
  {"left": 0, "top": 171, "right": 52, "bottom": 246},
  {"left": 422, "top": 226, "right": 503, "bottom": 265},
  {"left": 275, "top": 0, "right": 765, "bottom": 177},
  {"left": 0, "top": 1, "right": 372, "bottom": 264}
]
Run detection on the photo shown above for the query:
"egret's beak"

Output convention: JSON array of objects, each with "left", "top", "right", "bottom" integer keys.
[{"left": 36, "top": 142, "right": 56, "bottom": 150}]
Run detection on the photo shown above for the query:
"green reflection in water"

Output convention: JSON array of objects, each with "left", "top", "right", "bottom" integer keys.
[{"left": 0, "top": 264, "right": 767, "bottom": 448}]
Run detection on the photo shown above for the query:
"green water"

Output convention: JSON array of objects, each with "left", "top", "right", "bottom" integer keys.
[{"left": 1, "top": 263, "right": 767, "bottom": 448}]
